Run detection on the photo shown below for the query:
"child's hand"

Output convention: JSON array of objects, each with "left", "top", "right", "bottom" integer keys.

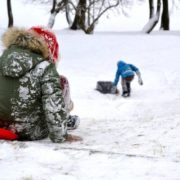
[
  {"left": 138, "top": 78, "right": 143, "bottom": 85},
  {"left": 111, "top": 85, "right": 117, "bottom": 94},
  {"left": 115, "top": 89, "right": 120, "bottom": 95},
  {"left": 66, "top": 134, "right": 83, "bottom": 142}
]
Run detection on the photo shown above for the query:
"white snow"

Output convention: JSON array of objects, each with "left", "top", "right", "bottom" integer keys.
[{"left": 0, "top": 0, "right": 180, "bottom": 180}]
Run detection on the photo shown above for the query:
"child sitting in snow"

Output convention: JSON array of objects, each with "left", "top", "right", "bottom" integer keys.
[
  {"left": 112, "top": 60, "right": 143, "bottom": 97},
  {"left": 0, "top": 26, "right": 81, "bottom": 142}
]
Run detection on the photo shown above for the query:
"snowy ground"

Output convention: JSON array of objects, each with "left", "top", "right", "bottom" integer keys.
[
  {"left": 1, "top": 29, "right": 180, "bottom": 180},
  {"left": 1, "top": 0, "right": 180, "bottom": 180}
]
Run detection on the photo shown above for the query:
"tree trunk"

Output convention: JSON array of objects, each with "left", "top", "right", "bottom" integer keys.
[
  {"left": 160, "top": 0, "right": 169, "bottom": 30},
  {"left": 70, "top": 15, "right": 79, "bottom": 30},
  {"left": 70, "top": 0, "right": 86, "bottom": 30},
  {"left": 7, "top": 0, "right": 13, "bottom": 27},
  {"left": 51, "top": 0, "right": 56, "bottom": 14},
  {"left": 142, "top": 0, "right": 161, "bottom": 33},
  {"left": 149, "top": 0, "right": 154, "bottom": 19},
  {"left": 47, "top": 0, "right": 57, "bottom": 28},
  {"left": 47, "top": 12, "right": 58, "bottom": 28},
  {"left": 47, "top": 0, "right": 66, "bottom": 28}
]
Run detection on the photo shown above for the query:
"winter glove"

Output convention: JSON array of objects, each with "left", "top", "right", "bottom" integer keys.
[
  {"left": 138, "top": 78, "right": 143, "bottom": 85},
  {"left": 136, "top": 71, "right": 143, "bottom": 85},
  {"left": 111, "top": 85, "right": 117, "bottom": 94}
]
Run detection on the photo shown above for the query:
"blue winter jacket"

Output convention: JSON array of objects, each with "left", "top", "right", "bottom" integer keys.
[{"left": 113, "top": 61, "right": 139, "bottom": 86}]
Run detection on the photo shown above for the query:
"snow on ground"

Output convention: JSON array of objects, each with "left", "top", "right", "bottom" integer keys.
[
  {"left": 57, "top": 30, "right": 180, "bottom": 159},
  {"left": 1, "top": 29, "right": 180, "bottom": 180},
  {"left": 0, "top": 0, "right": 180, "bottom": 180}
]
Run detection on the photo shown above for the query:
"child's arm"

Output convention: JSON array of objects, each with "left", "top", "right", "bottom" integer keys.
[
  {"left": 113, "top": 70, "right": 120, "bottom": 86},
  {"left": 136, "top": 71, "right": 143, "bottom": 85},
  {"left": 129, "top": 64, "right": 143, "bottom": 85},
  {"left": 129, "top": 64, "right": 139, "bottom": 72}
]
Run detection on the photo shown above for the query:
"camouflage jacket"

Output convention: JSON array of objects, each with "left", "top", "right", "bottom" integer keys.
[{"left": 0, "top": 27, "right": 68, "bottom": 142}]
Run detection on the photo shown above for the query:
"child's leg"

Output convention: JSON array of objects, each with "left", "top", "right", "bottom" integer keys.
[
  {"left": 126, "top": 82, "right": 131, "bottom": 95},
  {"left": 121, "top": 78, "right": 128, "bottom": 96},
  {"left": 60, "top": 75, "right": 79, "bottom": 130},
  {"left": 60, "top": 75, "right": 74, "bottom": 113},
  {"left": 124, "top": 76, "right": 134, "bottom": 97}
]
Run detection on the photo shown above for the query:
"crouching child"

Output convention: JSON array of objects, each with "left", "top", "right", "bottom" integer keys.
[{"left": 112, "top": 60, "right": 143, "bottom": 97}]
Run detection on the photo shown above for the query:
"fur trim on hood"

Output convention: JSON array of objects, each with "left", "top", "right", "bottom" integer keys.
[{"left": 2, "top": 27, "right": 49, "bottom": 59}]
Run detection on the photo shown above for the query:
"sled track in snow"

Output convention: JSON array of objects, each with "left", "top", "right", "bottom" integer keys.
[
  {"left": 59, "top": 146, "right": 180, "bottom": 163},
  {"left": 7, "top": 141, "right": 180, "bottom": 163}
]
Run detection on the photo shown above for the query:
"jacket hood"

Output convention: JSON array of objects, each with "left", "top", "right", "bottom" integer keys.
[
  {"left": 2, "top": 27, "right": 49, "bottom": 59},
  {"left": 0, "top": 27, "right": 49, "bottom": 78},
  {"left": 117, "top": 60, "right": 126, "bottom": 67}
]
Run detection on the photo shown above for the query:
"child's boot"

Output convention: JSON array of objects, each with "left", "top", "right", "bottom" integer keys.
[{"left": 67, "top": 115, "right": 80, "bottom": 130}]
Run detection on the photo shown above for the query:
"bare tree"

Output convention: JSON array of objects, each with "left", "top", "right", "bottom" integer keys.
[
  {"left": 7, "top": 0, "right": 13, "bottom": 27},
  {"left": 69, "top": 0, "right": 120, "bottom": 34},
  {"left": 48, "top": 0, "right": 120, "bottom": 33}
]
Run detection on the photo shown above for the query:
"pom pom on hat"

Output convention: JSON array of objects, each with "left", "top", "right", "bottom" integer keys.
[{"left": 30, "top": 26, "right": 59, "bottom": 63}]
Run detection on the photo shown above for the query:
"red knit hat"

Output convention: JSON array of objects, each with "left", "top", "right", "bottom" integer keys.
[{"left": 30, "top": 26, "right": 59, "bottom": 63}]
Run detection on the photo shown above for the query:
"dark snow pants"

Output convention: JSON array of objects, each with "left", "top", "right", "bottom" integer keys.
[{"left": 121, "top": 75, "right": 134, "bottom": 96}]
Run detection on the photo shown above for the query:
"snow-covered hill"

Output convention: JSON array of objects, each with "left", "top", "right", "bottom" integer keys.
[{"left": 0, "top": 0, "right": 180, "bottom": 180}]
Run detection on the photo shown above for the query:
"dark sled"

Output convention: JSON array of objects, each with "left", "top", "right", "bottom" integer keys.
[{"left": 96, "top": 81, "right": 119, "bottom": 94}]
